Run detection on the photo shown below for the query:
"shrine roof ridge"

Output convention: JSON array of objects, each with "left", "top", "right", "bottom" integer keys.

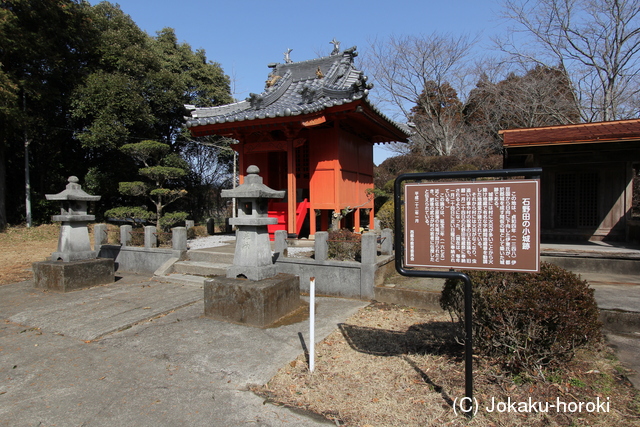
[{"left": 184, "top": 45, "right": 411, "bottom": 139}]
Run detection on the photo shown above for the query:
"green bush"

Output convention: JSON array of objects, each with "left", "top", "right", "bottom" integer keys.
[
  {"left": 376, "top": 200, "right": 395, "bottom": 230},
  {"left": 158, "top": 211, "right": 188, "bottom": 231},
  {"left": 327, "top": 229, "right": 361, "bottom": 261},
  {"left": 440, "top": 262, "right": 602, "bottom": 375},
  {"left": 104, "top": 206, "right": 155, "bottom": 225}
]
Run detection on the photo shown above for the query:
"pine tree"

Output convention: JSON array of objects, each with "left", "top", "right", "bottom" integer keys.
[{"left": 105, "top": 140, "right": 188, "bottom": 230}]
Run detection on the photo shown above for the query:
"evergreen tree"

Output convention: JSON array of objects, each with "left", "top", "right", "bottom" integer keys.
[
  {"left": 70, "top": 3, "right": 233, "bottom": 213},
  {"left": 409, "top": 81, "right": 465, "bottom": 156},
  {"left": 0, "top": 1, "right": 233, "bottom": 227},
  {"left": 0, "top": 0, "right": 96, "bottom": 227},
  {"left": 105, "top": 140, "right": 188, "bottom": 230}
]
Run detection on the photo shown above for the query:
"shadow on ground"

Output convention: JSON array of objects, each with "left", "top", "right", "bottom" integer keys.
[
  {"left": 337, "top": 320, "right": 463, "bottom": 408},
  {"left": 338, "top": 321, "right": 462, "bottom": 357}
]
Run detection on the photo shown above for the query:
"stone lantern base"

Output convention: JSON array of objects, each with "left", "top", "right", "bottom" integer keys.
[
  {"left": 204, "top": 273, "right": 300, "bottom": 328},
  {"left": 227, "top": 226, "right": 277, "bottom": 281},
  {"left": 51, "top": 221, "right": 97, "bottom": 261},
  {"left": 32, "top": 258, "right": 114, "bottom": 292}
]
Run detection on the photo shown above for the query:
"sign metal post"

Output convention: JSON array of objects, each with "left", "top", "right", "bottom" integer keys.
[{"left": 394, "top": 168, "right": 541, "bottom": 416}]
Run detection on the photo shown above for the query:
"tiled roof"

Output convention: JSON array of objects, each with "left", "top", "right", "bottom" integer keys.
[
  {"left": 185, "top": 46, "right": 410, "bottom": 138},
  {"left": 501, "top": 119, "right": 640, "bottom": 147}
]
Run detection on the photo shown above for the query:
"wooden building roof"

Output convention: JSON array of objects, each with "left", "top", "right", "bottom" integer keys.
[
  {"left": 184, "top": 45, "right": 410, "bottom": 143},
  {"left": 500, "top": 118, "right": 640, "bottom": 147}
]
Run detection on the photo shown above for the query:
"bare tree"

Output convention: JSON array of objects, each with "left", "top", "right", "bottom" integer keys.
[
  {"left": 497, "top": 0, "right": 640, "bottom": 122},
  {"left": 465, "top": 64, "right": 580, "bottom": 147},
  {"left": 364, "top": 33, "right": 480, "bottom": 156},
  {"left": 181, "top": 137, "right": 235, "bottom": 220}
]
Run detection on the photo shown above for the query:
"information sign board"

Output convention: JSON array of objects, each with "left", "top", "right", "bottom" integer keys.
[{"left": 404, "top": 179, "right": 539, "bottom": 272}]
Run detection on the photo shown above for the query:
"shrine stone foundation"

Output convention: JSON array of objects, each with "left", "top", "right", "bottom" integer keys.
[
  {"left": 203, "top": 166, "right": 300, "bottom": 328},
  {"left": 204, "top": 274, "right": 300, "bottom": 328},
  {"left": 33, "top": 258, "right": 114, "bottom": 292}
]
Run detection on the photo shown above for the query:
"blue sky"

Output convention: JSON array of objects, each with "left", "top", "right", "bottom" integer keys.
[{"left": 90, "top": 0, "right": 505, "bottom": 163}]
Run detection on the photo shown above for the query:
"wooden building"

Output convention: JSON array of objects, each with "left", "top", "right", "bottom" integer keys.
[
  {"left": 501, "top": 119, "right": 640, "bottom": 241},
  {"left": 185, "top": 45, "right": 409, "bottom": 237}
]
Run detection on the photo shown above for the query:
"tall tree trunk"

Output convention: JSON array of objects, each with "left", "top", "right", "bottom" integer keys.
[
  {"left": 24, "top": 132, "right": 31, "bottom": 227},
  {"left": 23, "top": 93, "right": 31, "bottom": 227}
]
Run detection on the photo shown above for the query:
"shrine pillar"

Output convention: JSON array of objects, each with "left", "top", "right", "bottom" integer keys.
[
  {"left": 370, "top": 208, "right": 375, "bottom": 231},
  {"left": 309, "top": 207, "right": 316, "bottom": 237},
  {"left": 286, "top": 137, "right": 297, "bottom": 235},
  {"left": 236, "top": 139, "right": 246, "bottom": 185}
]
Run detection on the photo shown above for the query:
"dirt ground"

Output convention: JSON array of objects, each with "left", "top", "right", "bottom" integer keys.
[
  {"left": 255, "top": 302, "right": 640, "bottom": 426},
  {"left": 0, "top": 224, "right": 60, "bottom": 285},
  {"left": 1, "top": 225, "right": 638, "bottom": 426}
]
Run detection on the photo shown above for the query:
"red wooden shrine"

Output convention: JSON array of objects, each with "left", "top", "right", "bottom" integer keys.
[{"left": 186, "top": 44, "right": 409, "bottom": 237}]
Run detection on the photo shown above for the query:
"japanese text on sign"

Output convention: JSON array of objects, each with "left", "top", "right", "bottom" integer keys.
[{"left": 404, "top": 180, "right": 539, "bottom": 272}]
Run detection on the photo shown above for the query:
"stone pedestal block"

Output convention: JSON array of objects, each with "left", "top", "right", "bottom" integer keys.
[
  {"left": 52, "top": 221, "right": 97, "bottom": 261},
  {"left": 227, "top": 226, "right": 276, "bottom": 281},
  {"left": 32, "top": 258, "right": 114, "bottom": 292},
  {"left": 381, "top": 228, "right": 393, "bottom": 255},
  {"left": 204, "top": 273, "right": 300, "bottom": 328},
  {"left": 144, "top": 226, "right": 157, "bottom": 248},
  {"left": 172, "top": 227, "right": 187, "bottom": 251}
]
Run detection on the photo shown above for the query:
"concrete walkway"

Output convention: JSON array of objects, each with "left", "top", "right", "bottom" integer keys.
[
  {"left": 1, "top": 240, "right": 639, "bottom": 425},
  {"left": 0, "top": 272, "right": 366, "bottom": 426},
  {"left": 542, "top": 242, "right": 640, "bottom": 389}
]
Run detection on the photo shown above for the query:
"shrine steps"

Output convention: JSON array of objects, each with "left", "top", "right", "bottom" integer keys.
[
  {"left": 186, "top": 247, "right": 235, "bottom": 264},
  {"left": 173, "top": 261, "right": 229, "bottom": 276},
  {"left": 153, "top": 247, "right": 234, "bottom": 286}
]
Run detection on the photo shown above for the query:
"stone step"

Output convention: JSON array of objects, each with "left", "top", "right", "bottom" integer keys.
[
  {"left": 187, "top": 249, "right": 235, "bottom": 264},
  {"left": 154, "top": 273, "right": 206, "bottom": 287},
  {"left": 542, "top": 255, "right": 640, "bottom": 276},
  {"left": 600, "top": 310, "right": 640, "bottom": 335},
  {"left": 173, "top": 261, "right": 229, "bottom": 277},
  {"left": 374, "top": 285, "right": 442, "bottom": 311}
]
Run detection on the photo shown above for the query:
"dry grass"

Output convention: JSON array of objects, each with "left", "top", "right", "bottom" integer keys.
[
  {"left": 255, "top": 302, "right": 640, "bottom": 426},
  {"left": 0, "top": 224, "right": 60, "bottom": 285}
]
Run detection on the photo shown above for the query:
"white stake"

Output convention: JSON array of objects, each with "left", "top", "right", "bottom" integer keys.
[{"left": 309, "top": 276, "right": 315, "bottom": 373}]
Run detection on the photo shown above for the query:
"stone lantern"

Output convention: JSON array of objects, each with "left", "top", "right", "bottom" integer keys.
[
  {"left": 203, "top": 165, "right": 300, "bottom": 328},
  {"left": 32, "top": 176, "right": 114, "bottom": 292},
  {"left": 46, "top": 176, "right": 101, "bottom": 261},
  {"left": 221, "top": 165, "right": 285, "bottom": 281}
]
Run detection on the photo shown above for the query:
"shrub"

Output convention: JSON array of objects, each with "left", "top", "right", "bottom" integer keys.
[
  {"left": 327, "top": 229, "right": 361, "bottom": 261},
  {"left": 187, "top": 225, "right": 207, "bottom": 239},
  {"left": 104, "top": 206, "right": 155, "bottom": 225},
  {"left": 440, "top": 262, "right": 602, "bottom": 375},
  {"left": 156, "top": 230, "right": 172, "bottom": 247},
  {"left": 158, "top": 211, "right": 188, "bottom": 231},
  {"left": 376, "top": 200, "right": 395, "bottom": 230}
]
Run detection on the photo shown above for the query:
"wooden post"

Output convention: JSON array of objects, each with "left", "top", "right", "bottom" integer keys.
[
  {"left": 239, "top": 142, "right": 246, "bottom": 185},
  {"left": 287, "top": 138, "right": 297, "bottom": 235},
  {"left": 369, "top": 207, "right": 375, "bottom": 231},
  {"left": 309, "top": 205, "right": 316, "bottom": 237}
]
